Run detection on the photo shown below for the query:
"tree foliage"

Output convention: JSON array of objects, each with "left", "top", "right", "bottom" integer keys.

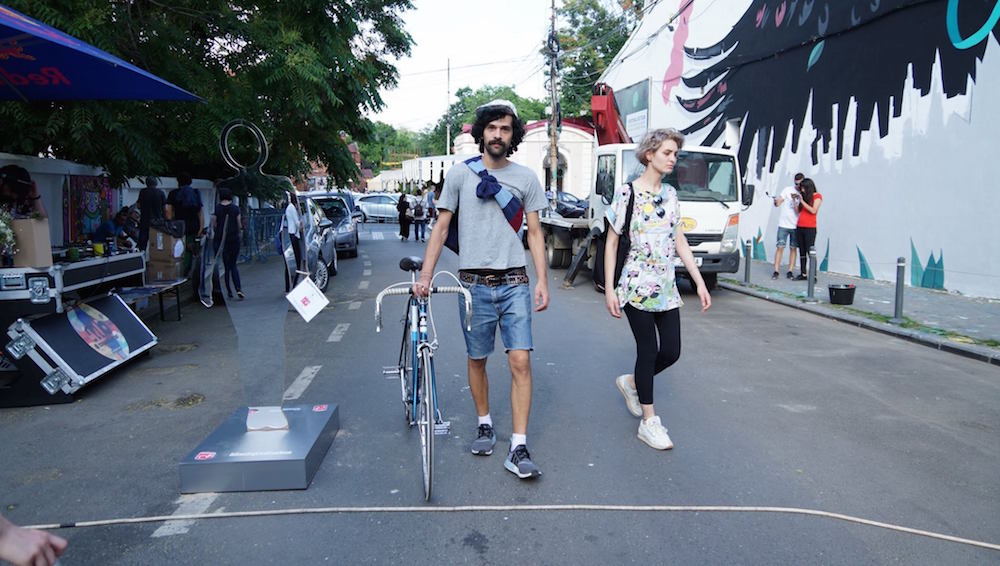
[
  {"left": 555, "top": 0, "right": 644, "bottom": 117},
  {"left": 0, "top": 0, "right": 413, "bottom": 200},
  {"left": 417, "top": 85, "right": 547, "bottom": 157}
]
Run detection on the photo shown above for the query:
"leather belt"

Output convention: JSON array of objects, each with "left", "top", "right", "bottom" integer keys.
[{"left": 459, "top": 267, "right": 529, "bottom": 287}]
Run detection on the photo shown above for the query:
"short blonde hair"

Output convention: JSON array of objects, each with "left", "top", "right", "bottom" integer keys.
[{"left": 637, "top": 128, "right": 685, "bottom": 166}]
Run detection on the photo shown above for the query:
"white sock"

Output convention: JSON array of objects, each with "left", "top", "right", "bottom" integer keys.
[
  {"left": 510, "top": 433, "right": 526, "bottom": 452},
  {"left": 478, "top": 414, "right": 492, "bottom": 427}
]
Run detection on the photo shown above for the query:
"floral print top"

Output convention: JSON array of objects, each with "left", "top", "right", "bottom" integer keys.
[{"left": 606, "top": 182, "right": 683, "bottom": 312}]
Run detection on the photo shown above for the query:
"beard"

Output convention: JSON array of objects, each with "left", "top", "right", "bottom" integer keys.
[{"left": 484, "top": 139, "right": 509, "bottom": 158}]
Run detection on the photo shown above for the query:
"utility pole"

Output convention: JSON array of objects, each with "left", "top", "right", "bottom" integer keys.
[
  {"left": 446, "top": 58, "right": 451, "bottom": 155},
  {"left": 547, "top": 0, "right": 559, "bottom": 205}
]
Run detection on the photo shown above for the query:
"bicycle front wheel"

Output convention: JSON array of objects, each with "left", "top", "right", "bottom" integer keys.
[
  {"left": 418, "top": 348, "right": 435, "bottom": 500},
  {"left": 397, "top": 308, "right": 413, "bottom": 423}
]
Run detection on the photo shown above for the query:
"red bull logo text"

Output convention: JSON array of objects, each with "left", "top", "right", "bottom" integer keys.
[
  {"left": 0, "top": 65, "right": 71, "bottom": 87},
  {"left": 0, "top": 40, "right": 35, "bottom": 61}
]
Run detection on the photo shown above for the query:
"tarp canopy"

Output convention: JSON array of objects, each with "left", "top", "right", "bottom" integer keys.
[{"left": 0, "top": 4, "right": 200, "bottom": 101}]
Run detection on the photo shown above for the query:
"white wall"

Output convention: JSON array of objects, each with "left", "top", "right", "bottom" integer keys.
[{"left": 601, "top": 0, "right": 1000, "bottom": 298}]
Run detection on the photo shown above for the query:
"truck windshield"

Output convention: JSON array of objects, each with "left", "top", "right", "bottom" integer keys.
[{"left": 623, "top": 149, "right": 738, "bottom": 202}]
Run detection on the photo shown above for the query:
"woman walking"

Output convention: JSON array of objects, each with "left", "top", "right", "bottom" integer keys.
[
  {"left": 603, "top": 128, "right": 711, "bottom": 450},
  {"left": 212, "top": 188, "right": 244, "bottom": 300},
  {"left": 793, "top": 178, "right": 822, "bottom": 280}
]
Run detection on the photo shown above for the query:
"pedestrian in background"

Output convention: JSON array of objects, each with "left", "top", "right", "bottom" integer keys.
[
  {"left": 212, "top": 188, "right": 244, "bottom": 300},
  {"left": 285, "top": 190, "right": 304, "bottom": 290},
  {"left": 137, "top": 176, "right": 166, "bottom": 254},
  {"left": 167, "top": 173, "right": 203, "bottom": 274},
  {"left": 396, "top": 193, "right": 411, "bottom": 241},
  {"left": 603, "top": 128, "right": 711, "bottom": 451},
  {"left": 412, "top": 188, "right": 428, "bottom": 242},
  {"left": 771, "top": 172, "right": 803, "bottom": 279},
  {"left": 413, "top": 99, "right": 549, "bottom": 479},
  {"left": 0, "top": 165, "right": 46, "bottom": 219},
  {"left": 794, "top": 178, "right": 822, "bottom": 281}
]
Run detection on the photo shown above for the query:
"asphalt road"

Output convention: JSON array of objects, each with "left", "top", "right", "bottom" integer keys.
[{"left": 1, "top": 222, "right": 998, "bottom": 564}]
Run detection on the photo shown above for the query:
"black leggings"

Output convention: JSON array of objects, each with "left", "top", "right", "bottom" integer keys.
[
  {"left": 623, "top": 305, "right": 681, "bottom": 405},
  {"left": 796, "top": 227, "right": 817, "bottom": 274}
]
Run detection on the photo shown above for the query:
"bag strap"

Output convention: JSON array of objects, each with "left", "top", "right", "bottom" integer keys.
[{"left": 623, "top": 182, "right": 635, "bottom": 238}]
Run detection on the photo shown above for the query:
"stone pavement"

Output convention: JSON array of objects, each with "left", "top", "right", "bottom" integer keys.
[{"left": 719, "top": 259, "right": 1000, "bottom": 365}]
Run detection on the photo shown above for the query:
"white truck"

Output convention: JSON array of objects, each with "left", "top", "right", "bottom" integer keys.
[{"left": 538, "top": 83, "right": 754, "bottom": 291}]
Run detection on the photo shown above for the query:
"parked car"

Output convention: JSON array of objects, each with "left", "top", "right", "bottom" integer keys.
[
  {"left": 556, "top": 191, "right": 589, "bottom": 211},
  {"left": 545, "top": 190, "right": 586, "bottom": 218},
  {"left": 357, "top": 193, "right": 399, "bottom": 223},
  {"left": 309, "top": 193, "right": 360, "bottom": 258},
  {"left": 282, "top": 197, "right": 337, "bottom": 292}
]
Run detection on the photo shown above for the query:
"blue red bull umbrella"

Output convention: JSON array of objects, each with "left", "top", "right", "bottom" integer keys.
[{"left": 0, "top": 4, "right": 200, "bottom": 101}]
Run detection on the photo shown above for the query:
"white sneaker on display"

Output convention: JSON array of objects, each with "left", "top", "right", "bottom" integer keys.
[
  {"left": 637, "top": 416, "right": 674, "bottom": 450},
  {"left": 615, "top": 374, "right": 642, "bottom": 418}
]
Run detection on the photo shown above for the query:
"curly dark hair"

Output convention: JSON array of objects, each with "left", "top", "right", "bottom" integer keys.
[{"left": 471, "top": 107, "right": 525, "bottom": 157}]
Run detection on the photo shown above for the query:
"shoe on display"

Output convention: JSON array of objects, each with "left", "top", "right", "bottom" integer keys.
[
  {"left": 470, "top": 423, "right": 497, "bottom": 456},
  {"left": 637, "top": 416, "right": 674, "bottom": 450},
  {"left": 615, "top": 374, "right": 642, "bottom": 417},
  {"left": 504, "top": 445, "right": 542, "bottom": 479}
]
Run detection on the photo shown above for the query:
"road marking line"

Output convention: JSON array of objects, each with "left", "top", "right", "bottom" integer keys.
[
  {"left": 326, "top": 323, "right": 351, "bottom": 343},
  {"left": 359, "top": 281, "right": 369, "bottom": 290},
  {"left": 349, "top": 301, "right": 362, "bottom": 310},
  {"left": 363, "top": 269, "right": 372, "bottom": 276},
  {"left": 363, "top": 261, "right": 372, "bottom": 267},
  {"left": 283, "top": 365, "right": 323, "bottom": 400},
  {"left": 372, "top": 233, "right": 384, "bottom": 240},
  {"left": 151, "top": 493, "right": 218, "bottom": 538}
]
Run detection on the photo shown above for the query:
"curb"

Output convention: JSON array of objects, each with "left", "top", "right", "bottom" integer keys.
[{"left": 718, "top": 280, "right": 1000, "bottom": 366}]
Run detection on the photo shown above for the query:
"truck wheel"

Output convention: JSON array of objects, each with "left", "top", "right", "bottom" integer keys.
[
  {"left": 545, "top": 235, "right": 565, "bottom": 269},
  {"left": 560, "top": 249, "right": 573, "bottom": 268},
  {"left": 703, "top": 273, "right": 717, "bottom": 290}
]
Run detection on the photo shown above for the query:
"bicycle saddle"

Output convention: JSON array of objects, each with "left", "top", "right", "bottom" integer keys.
[{"left": 399, "top": 256, "right": 424, "bottom": 272}]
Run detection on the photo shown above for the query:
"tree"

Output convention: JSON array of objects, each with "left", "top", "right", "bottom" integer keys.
[
  {"left": 0, "top": 0, "right": 413, "bottom": 200},
  {"left": 356, "top": 121, "right": 420, "bottom": 175},
  {"left": 555, "top": 0, "right": 644, "bottom": 117},
  {"left": 418, "top": 85, "right": 547, "bottom": 156}
]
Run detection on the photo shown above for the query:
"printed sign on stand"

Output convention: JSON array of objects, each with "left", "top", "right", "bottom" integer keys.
[{"left": 285, "top": 277, "right": 328, "bottom": 323}]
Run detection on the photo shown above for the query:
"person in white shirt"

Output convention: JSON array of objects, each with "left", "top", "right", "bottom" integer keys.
[
  {"left": 285, "top": 190, "right": 304, "bottom": 288},
  {"left": 772, "top": 173, "right": 803, "bottom": 279}
]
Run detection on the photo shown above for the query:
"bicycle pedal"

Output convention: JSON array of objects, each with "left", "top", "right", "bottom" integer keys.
[
  {"left": 434, "top": 421, "right": 451, "bottom": 435},
  {"left": 382, "top": 366, "right": 400, "bottom": 378}
]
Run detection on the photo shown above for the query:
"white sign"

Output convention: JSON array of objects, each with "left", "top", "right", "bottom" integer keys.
[
  {"left": 626, "top": 109, "right": 648, "bottom": 141},
  {"left": 285, "top": 277, "right": 329, "bottom": 323}
]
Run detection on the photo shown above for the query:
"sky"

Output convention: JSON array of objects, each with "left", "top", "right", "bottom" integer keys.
[{"left": 366, "top": 0, "right": 554, "bottom": 132}]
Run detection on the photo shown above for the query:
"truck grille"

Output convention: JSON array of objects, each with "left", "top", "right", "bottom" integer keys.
[{"left": 685, "top": 233, "right": 722, "bottom": 247}]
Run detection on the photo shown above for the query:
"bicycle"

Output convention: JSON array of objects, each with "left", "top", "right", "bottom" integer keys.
[{"left": 375, "top": 256, "right": 471, "bottom": 500}]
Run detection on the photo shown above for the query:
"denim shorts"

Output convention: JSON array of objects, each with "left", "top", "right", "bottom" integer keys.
[
  {"left": 776, "top": 226, "right": 797, "bottom": 248},
  {"left": 458, "top": 281, "right": 533, "bottom": 359}
]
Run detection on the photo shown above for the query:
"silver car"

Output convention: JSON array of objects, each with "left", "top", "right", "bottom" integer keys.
[
  {"left": 282, "top": 198, "right": 337, "bottom": 292},
  {"left": 357, "top": 193, "right": 399, "bottom": 223},
  {"left": 310, "top": 194, "right": 360, "bottom": 258}
]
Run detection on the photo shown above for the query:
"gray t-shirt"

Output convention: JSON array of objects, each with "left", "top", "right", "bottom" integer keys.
[{"left": 438, "top": 160, "right": 547, "bottom": 270}]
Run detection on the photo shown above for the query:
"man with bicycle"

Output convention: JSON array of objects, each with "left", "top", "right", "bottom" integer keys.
[{"left": 413, "top": 100, "right": 549, "bottom": 479}]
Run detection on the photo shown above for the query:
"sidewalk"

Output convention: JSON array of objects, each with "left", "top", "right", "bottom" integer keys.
[{"left": 719, "top": 259, "right": 1000, "bottom": 365}]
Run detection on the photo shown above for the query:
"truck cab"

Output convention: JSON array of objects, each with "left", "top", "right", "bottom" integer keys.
[{"left": 591, "top": 143, "right": 754, "bottom": 289}]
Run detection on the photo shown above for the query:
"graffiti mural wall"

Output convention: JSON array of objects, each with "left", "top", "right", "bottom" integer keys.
[{"left": 602, "top": 0, "right": 1000, "bottom": 297}]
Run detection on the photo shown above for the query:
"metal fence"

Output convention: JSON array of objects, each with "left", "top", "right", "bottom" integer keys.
[{"left": 238, "top": 208, "right": 284, "bottom": 264}]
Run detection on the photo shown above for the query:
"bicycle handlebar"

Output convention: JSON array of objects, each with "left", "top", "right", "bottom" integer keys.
[{"left": 375, "top": 285, "right": 472, "bottom": 333}]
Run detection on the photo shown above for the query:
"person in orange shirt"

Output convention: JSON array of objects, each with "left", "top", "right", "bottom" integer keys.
[{"left": 793, "top": 178, "right": 823, "bottom": 280}]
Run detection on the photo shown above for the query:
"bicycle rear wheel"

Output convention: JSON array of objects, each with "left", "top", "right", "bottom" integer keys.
[{"left": 418, "top": 348, "right": 435, "bottom": 500}]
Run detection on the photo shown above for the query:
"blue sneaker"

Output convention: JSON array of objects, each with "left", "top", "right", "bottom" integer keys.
[
  {"left": 470, "top": 424, "right": 496, "bottom": 455},
  {"left": 504, "top": 445, "right": 541, "bottom": 479}
]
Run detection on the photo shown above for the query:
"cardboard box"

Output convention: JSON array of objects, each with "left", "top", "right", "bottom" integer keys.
[
  {"left": 148, "top": 227, "right": 185, "bottom": 262},
  {"left": 12, "top": 218, "right": 53, "bottom": 268},
  {"left": 146, "top": 258, "right": 185, "bottom": 282}
]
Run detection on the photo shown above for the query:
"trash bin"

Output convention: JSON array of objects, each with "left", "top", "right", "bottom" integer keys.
[{"left": 828, "top": 284, "right": 856, "bottom": 305}]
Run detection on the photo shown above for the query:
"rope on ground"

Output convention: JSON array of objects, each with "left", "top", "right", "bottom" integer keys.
[{"left": 24, "top": 504, "right": 1000, "bottom": 552}]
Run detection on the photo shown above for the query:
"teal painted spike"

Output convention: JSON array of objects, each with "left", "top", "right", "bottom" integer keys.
[
  {"left": 819, "top": 239, "right": 829, "bottom": 272},
  {"left": 910, "top": 239, "right": 924, "bottom": 287},
  {"left": 753, "top": 228, "right": 766, "bottom": 260},
  {"left": 807, "top": 41, "right": 825, "bottom": 70},
  {"left": 925, "top": 250, "right": 945, "bottom": 290},
  {"left": 921, "top": 251, "right": 938, "bottom": 289},
  {"left": 857, "top": 246, "right": 874, "bottom": 279}
]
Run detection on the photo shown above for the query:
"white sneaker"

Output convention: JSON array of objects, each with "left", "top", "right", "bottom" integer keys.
[
  {"left": 637, "top": 416, "right": 674, "bottom": 450},
  {"left": 615, "top": 374, "right": 642, "bottom": 417}
]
